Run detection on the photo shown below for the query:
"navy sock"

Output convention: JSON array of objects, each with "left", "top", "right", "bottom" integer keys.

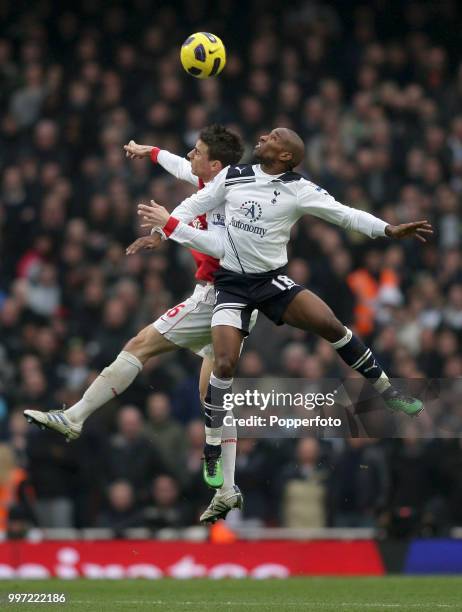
[
  {"left": 331, "top": 327, "right": 391, "bottom": 393},
  {"left": 203, "top": 373, "right": 233, "bottom": 445}
]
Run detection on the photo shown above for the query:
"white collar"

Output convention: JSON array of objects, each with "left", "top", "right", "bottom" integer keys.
[{"left": 254, "top": 164, "right": 284, "bottom": 181}]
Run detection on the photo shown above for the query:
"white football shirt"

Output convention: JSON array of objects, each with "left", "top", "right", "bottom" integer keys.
[{"left": 166, "top": 164, "right": 388, "bottom": 274}]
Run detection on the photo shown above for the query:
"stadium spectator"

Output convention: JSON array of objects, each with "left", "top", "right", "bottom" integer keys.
[
  {"left": 234, "top": 439, "right": 271, "bottom": 522},
  {"left": 183, "top": 419, "right": 210, "bottom": 515},
  {"left": 386, "top": 427, "right": 432, "bottom": 537},
  {"left": 97, "top": 480, "right": 142, "bottom": 535},
  {"left": 142, "top": 475, "right": 193, "bottom": 531},
  {"left": 0, "top": 444, "right": 30, "bottom": 534},
  {"left": 330, "top": 439, "right": 389, "bottom": 527},
  {"left": 279, "top": 438, "right": 329, "bottom": 528},
  {"left": 26, "top": 428, "right": 78, "bottom": 528},
  {"left": 144, "top": 392, "right": 186, "bottom": 482},
  {"left": 103, "top": 406, "right": 167, "bottom": 504}
]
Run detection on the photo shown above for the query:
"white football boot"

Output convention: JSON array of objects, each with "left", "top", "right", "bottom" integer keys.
[
  {"left": 24, "top": 409, "right": 82, "bottom": 442},
  {"left": 199, "top": 485, "right": 243, "bottom": 524}
]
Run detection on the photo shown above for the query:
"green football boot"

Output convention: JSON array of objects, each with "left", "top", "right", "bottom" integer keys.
[
  {"left": 202, "top": 444, "right": 224, "bottom": 489},
  {"left": 383, "top": 388, "right": 424, "bottom": 417}
]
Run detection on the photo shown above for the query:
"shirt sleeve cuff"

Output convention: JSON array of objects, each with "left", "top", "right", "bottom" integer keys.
[
  {"left": 374, "top": 220, "right": 389, "bottom": 238},
  {"left": 150, "top": 226, "right": 167, "bottom": 240},
  {"left": 150, "top": 147, "right": 161, "bottom": 164},
  {"left": 163, "top": 216, "right": 180, "bottom": 237}
]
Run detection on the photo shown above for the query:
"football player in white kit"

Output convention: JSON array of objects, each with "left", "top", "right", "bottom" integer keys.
[
  {"left": 138, "top": 127, "right": 434, "bottom": 488},
  {"left": 24, "top": 125, "right": 251, "bottom": 524}
]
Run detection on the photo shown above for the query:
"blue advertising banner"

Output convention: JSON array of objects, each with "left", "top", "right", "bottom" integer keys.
[{"left": 405, "top": 540, "right": 462, "bottom": 574}]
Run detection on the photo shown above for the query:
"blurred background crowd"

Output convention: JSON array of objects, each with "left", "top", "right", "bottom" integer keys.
[{"left": 0, "top": 0, "right": 461, "bottom": 538}]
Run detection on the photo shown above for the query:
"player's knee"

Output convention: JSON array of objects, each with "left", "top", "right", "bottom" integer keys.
[
  {"left": 199, "top": 377, "right": 209, "bottom": 403},
  {"left": 214, "top": 354, "right": 237, "bottom": 379},
  {"left": 123, "top": 329, "right": 152, "bottom": 362},
  {"left": 124, "top": 333, "right": 143, "bottom": 354}
]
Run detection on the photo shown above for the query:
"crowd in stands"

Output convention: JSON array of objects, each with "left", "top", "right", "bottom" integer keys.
[{"left": 1, "top": 0, "right": 461, "bottom": 537}]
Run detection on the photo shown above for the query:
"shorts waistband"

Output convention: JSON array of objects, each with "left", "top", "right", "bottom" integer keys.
[{"left": 217, "top": 265, "right": 287, "bottom": 279}]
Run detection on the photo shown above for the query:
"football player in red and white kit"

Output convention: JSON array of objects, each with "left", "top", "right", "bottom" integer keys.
[{"left": 24, "top": 125, "right": 251, "bottom": 524}]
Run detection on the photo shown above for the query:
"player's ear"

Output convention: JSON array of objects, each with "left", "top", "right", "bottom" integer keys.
[
  {"left": 210, "top": 160, "right": 222, "bottom": 172},
  {"left": 279, "top": 151, "right": 292, "bottom": 163}
]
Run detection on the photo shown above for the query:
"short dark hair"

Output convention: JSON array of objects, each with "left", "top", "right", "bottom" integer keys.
[{"left": 199, "top": 124, "right": 244, "bottom": 168}]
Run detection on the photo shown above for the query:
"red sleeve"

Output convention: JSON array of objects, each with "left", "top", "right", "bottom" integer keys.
[
  {"left": 163, "top": 216, "right": 180, "bottom": 237},
  {"left": 150, "top": 147, "right": 161, "bottom": 164}
]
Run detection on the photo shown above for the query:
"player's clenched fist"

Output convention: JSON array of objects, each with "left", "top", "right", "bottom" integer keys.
[
  {"left": 138, "top": 200, "right": 170, "bottom": 228},
  {"left": 124, "top": 140, "right": 153, "bottom": 159}
]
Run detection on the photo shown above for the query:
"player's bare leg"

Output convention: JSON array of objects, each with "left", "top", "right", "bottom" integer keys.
[
  {"left": 199, "top": 355, "right": 213, "bottom": 402},
  {"left": 282, "top": 290, "right": 424, "bottom": 416},
  {"left": 24, "top": 326, "right": 177, "bottom": 440},
  {"left": 201, "top": 325, "right": 243, "bottom": 488},
  {"left": 124, "top": 324, "right": 177, "bottom": 362}
]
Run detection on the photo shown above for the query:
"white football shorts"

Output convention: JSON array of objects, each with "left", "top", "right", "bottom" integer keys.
[{"left": 153, "top": 283, "right": 257, "bottom": 359}]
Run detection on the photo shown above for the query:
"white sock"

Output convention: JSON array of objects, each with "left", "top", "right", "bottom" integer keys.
[
  {"left": 65, "top": 351, "right": 143, "bottom": 423},
  {"left": 221, "top": 412, "right": 237, "bottom": 492},
  {"left": 373, "top": 371, "right": 391, "bottom": 393},
  {"left": 204, "top": 426, "right": 224, "bottom": 446}
]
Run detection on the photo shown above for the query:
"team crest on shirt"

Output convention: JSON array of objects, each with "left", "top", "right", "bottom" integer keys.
[
  {"left": 271, "top": 189, "right": 281, "bottom": 205},
  {"left": 240, "top": 200, "right": 262, "bottom": 223},
  {"left": 192, "top": 216, "right": 207, "bottom": 229}
]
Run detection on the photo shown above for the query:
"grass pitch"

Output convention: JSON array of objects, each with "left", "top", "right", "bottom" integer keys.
[{"left": 1, "top": 577, "right": 461, "bottom": 612}]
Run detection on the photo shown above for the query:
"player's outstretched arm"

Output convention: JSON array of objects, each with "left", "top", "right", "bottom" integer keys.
[
  {"left": 124, "top": 140, "right": 198, "bottom": 186},
  {"left": 297, "top": 181, "right": 433, "bottom": 241},
  {"left": 138, "top": 201, "right": 225, "bottom": 259}
]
